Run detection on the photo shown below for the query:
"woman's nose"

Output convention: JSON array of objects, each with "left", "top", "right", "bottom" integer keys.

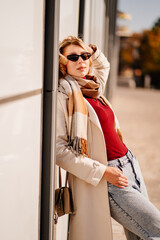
[{"left": 78, "top": 56, "right": 84, "bottom": 63}]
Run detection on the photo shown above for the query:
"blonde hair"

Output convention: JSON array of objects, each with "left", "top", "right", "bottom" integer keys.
[{"left": 59, "top": 36, "right": 92, "bottom": 79}]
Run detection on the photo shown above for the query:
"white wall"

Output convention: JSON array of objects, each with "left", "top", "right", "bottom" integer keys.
[
  {"left": 0, "top": 0, "right": 44, "bottom": 239},
  {"left": 0, "top": 0, "right": 44, "bottom": 98},
  {"left": 83, "top": 0, "right": 106, "bottom": 51},
  {"left": 59, "top": 0, "right": 80, "bottom": 41}
]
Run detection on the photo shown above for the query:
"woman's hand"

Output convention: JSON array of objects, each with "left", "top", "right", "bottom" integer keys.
[
  {"left": 103, "top": 166, "right": 128, "bottom": 188},
  {"left": 88, "top": 44, "right": 97, "bottom": 55}
]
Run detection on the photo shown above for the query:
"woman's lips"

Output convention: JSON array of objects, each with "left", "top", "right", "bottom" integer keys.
[{"left": 77, "top": 66, "right": 86, "bottom": 71}]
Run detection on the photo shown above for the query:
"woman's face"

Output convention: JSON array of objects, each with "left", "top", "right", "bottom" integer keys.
[{"left": 63, "top": 44, "right": 90, "bottom": 78}]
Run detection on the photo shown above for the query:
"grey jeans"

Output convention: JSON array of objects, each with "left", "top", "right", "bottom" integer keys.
[{"left": 107, "top": 150, "right": 160, "bottom": 240}]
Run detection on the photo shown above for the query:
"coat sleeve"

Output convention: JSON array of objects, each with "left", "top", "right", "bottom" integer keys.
[
  {"left": 90, "top": 48, "right": 110, "bottom": 94},
  {"left": 56, "top": 94, "right": 107, "bottom": 187}
]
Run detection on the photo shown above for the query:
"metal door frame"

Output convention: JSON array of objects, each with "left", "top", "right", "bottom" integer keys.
[{"left": 40, "top": 0, "right": 60, "bottom": 239}]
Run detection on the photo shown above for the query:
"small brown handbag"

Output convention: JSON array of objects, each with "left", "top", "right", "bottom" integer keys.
[{"left": 54, "top": 167, "right": 74, "bottom": 224}]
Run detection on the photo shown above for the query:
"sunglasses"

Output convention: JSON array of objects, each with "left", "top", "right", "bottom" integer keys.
[{"left": 67, "top": 52, "right": 91, "bottom": 62}]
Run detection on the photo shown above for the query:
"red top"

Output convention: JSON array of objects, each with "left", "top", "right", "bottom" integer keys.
[{"left": 86, "top": 98, "right": 128, "bottom": 161}]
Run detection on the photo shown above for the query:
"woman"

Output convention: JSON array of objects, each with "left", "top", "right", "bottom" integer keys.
[{"left": 56, "top": 36, "right": 160, "bottom": 240}]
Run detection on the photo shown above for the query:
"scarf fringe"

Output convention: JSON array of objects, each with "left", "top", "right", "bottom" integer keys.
[{"left": 68, "top": 137, "right": 89, "bottom": 157}]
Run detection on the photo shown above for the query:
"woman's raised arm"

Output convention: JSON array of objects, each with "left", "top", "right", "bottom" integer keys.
[{"left": 89, "top": 47, "right": 110, "bottom": 94}]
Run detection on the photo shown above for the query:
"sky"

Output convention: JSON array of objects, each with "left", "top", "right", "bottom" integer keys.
[{"left": 118, "top": 0, "right": 160, "bottom": 33}]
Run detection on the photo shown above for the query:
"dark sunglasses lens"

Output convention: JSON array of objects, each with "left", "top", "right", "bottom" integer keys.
[
  {"left": 67, "top": 52, "right": 91, "bottom": 62},
  {"left": 67, "top": 54, "right": 79, "bottom": 62},
  {"left": 81, "top": 52, "right": 91, "bottom": 60}
]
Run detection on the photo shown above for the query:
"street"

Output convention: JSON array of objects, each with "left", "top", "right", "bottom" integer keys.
[{"left": 111, "top": 86, "right": 160, "bottom": 239}]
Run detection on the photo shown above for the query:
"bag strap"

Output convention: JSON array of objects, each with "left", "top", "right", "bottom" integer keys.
[
  {"left": 59, "top": 167, "right": 62, "bottom": 188},
  {"left": 59, "top": 167, "right": 68, "bottom": 188},
  {"left": 65, "top": 172, "right": 68, "bottom": 187}
]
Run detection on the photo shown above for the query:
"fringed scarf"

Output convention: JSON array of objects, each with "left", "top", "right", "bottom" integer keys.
[{"left": 58, "top": 74, "right": 122, "bottom": 157}]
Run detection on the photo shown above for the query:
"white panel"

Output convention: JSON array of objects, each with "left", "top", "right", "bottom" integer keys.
[
  {"left": 83, "top": 0, "right": 106, "bottom": 51},
  {"left": 0, "top": 0, "right": 44, "bottom": 98},
  {"left": 83, "top": 0, "right": 92, "bottom": 44},
  {"left": 59, "top": 0, "right": 80, "bottom": 41},
  {"left": 0, "top": 95, "right": 42, "bottom": 240},
  {"left": 55, "top": 210, "right": 68, "bottom": 240}
]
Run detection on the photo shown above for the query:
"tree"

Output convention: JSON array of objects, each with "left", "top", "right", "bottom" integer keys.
[
  {"left": 139, "top": 28, "right": 160, "bottom": 73},
  {"left": 153, "top": 18, "right": 160, "bottom": 28},
  {"left": 119, "top": 17, "right": 160, "bottom": 88}
]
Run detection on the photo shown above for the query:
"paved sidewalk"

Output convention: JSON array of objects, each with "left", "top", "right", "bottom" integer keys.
[{"left": 110, "top": 86, "right": 160, "bottom": 239}]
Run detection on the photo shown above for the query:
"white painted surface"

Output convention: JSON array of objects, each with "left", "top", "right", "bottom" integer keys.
[
  {"left": 83, "top": 0, "right": 106, "bottom": 51},
  {"left": 0, "top": 0, "right": 44, "bottom": 98},
  {"left": 0, "top": 95, "right": 42, "bottom": 240},
  {"left": 0, "top": 0, "right": 44, "bottom": 239},
  {"left": 59, "top": 0, "right": 80, "bottom": 41}
]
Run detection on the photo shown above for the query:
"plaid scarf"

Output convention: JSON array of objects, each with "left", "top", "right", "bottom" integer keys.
[{"left": 58, "top": 74, "right": 119, "bottom": 157}]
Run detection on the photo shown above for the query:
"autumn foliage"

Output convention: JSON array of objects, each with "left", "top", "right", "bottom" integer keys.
[
  {"left": 140, "top": 28, "right": 160, "bottom": 72},
  {"left": 119, "top": 18, "right": 160, "bottom": 88}
]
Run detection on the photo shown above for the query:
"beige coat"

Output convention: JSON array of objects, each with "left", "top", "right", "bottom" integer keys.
[{"left": 56, "top": 49, "right": 120, "bottom": 240}]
